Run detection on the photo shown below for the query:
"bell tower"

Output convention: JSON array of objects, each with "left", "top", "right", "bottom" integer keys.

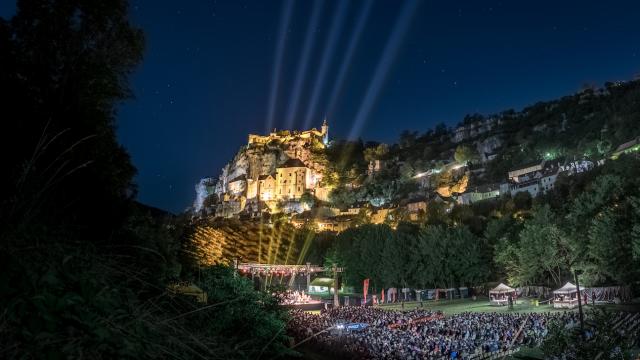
[{"left": 321, "top": 119, "right": 329, "bottom": 145}]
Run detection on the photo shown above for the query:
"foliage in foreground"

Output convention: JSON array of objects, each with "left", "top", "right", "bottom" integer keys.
[
  {"left": 0, "top": 0, "right": 293, "bottom": 358},
  {"left": 0, "top": 217, "right": 293, "bottom": 359},
  {"left": 541, "top": 309, "right": 638, "bottom": 360}
]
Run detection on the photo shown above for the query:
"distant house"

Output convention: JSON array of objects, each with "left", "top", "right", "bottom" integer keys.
[
  {"left": 370, "top": 208, "right": 391, "bottom": 224},
  {"left": 507, "top": 161, "right": 544, "bottom": 182},
  {"left": 612, "top": 137, "right": 640, "bottom": 159},
  {"left": 506, "top": 161, "right": 560, "bottom": 198},
  {"left": 257, "top": 174, "right": 276, "bottom": 201},
  {"left": 457, "top": 184, "right": 501, "bottom": 205},
  {"left": 275, "top": 158, "right": 312, "bottom": 200},
  {"left": 405, "top": 197, "right": 428, "bottom": 221},
  {"left": 339, "top": 203, "right": 366, "bottom": 216},
  {"left": 367, "top": 159, "right": 386, "bottom": 175},
  {"left": 227, "top": 174, "right": 247, "bottom": 195},
  {"left": 315, "top": 216, "right": 352, "bottom": 233}
]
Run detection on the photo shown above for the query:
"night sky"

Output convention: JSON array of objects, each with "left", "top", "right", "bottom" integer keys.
[{"left": 2, "top": 1, "right": 639, "bottom": 213}]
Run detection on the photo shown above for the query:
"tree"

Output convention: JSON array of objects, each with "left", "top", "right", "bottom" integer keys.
[
  {"left": 542, "top": 308, "right": 637, "bottom": 359},
  {"left": 363, "top": 143, "right": 389, "bottom": 162},
  {"left": 454, "top": 144, "right": 478, "bottom": 164},
  {"left": 497, "top": 205, "right": 571, "bottom": 286},
  {"left": 597, "top": 139, "right": 612, "bottom": 155},
  {"left": 1, "top": 0, "right": 144, "bottom": 240},
  {"left": 300, "top": 190, "right": 315, "bottom": 208},
  {"left": 399, "top": 130, "right": 417, "bottom": 149}
]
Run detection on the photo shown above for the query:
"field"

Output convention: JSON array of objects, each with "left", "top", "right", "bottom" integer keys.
[{"left": 378, "top": 297, "right": 571, "bottom": 315}]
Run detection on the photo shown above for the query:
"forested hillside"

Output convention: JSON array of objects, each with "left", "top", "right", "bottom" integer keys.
[{"left": 327, "top": 80, "right": 640, "bottom": 207}]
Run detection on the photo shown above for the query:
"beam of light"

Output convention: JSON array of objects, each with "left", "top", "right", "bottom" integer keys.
[
  {"left": 266, "top": 0, "right": 294, "bottom": 133},
  {"left": 302, "top": 0, "right": 350, "bottom": 129},
  {"left": 296, "top": 230, "right": 316, "bottom": 265},
  {"left": 325, "top": 0, "right": 373, "bottom": 118},
  {"left": 348, "top": 0, "right": 419, "bottom": 140},
  {"left": 285, "top": 0, "right": 323, "bottom": 130}
]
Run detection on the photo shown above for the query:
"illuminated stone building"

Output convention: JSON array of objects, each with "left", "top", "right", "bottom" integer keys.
[
  {"left": 275, "top": 159, "right": 312, "bottom": 200},
  {"left": 248, "top": 120, "right": 329, "bottom": 147}
]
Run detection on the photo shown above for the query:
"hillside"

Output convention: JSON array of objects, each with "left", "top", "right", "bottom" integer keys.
[{"left": 187, "top": 79, "right": 640, "bottom": 267}]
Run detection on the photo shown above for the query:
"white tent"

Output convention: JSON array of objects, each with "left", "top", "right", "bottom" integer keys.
[
  {"left": 489, "top": 283, "right": 516, "bottom": 306},
  {"left": 553, "top": 282, "right": 581, "bottom": 308}
]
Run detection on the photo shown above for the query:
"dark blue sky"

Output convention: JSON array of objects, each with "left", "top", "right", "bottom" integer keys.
[{"left": 2, "top": 1, "right": 639, "bottom": 213}]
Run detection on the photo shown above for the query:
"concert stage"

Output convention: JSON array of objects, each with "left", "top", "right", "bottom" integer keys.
[{"left": 280, "top": 300, "right": 326, "bottom": 311}]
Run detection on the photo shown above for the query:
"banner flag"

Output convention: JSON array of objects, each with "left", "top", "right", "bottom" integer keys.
[{"left": 363, "top": 278, "right": 369, "bottom": 306}]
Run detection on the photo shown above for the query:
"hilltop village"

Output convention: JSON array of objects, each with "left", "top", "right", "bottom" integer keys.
[{"left": 194, "top": 80, "right": 640, "bottom": 232}]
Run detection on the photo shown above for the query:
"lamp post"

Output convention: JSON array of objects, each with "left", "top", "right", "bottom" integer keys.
[
  {"left": 306, "top": 262, "right": 311, "bottom": 291},
  {"left": 574, "top": 269, "right": 585, "bottom": 332},
  {"left": 332, "top": 264, "right": 339, "bottom": 308}
]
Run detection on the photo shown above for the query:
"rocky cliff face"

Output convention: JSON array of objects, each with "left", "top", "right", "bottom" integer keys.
[{"left": 209, "top": 136, "right": 327, "bottom": 199}]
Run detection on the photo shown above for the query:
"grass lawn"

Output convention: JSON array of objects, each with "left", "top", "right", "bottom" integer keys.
[
  {"left": 378, "top": 297, "right": 573, "bottom": 315},
  {"left": 505, "top": 347, "right": 544, "bottom": 360}
]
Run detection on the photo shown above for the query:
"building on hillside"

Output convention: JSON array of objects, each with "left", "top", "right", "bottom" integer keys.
[
  {"left": 275, "top": 158, "right": 313, "bottom": 200},
  {"left": 405, "top": 197, "right": 428, "bottom": 221},
  {"left": 508, "top": 180, "right": 541, "bottom": 198},
  {"left": 476, "top": 135, "right": 503, "bottom": 163},
  {"left": 506, "top": 161, "right": 560, "bottom": 198},
  {"left": 370, "top": 207, "right": 393, "bottom": 224},
  {"left": 257, "top": 174, "right": 276, "bottom": 201},
  {"left": 311, "top": 216, "right": 353, "bottom": 233},
  {"left": 336, "top": 202, "right": 367, "bottom": 216},
  {"left": 227, "top": 174, "right": 247, "bottom": 195},
  {"left": 457, "top": 183, "right": 501, "bottom": 205},
  {"left": 508, "top": 161, "right": 544, "bottom": 182},
  {"left": 248, "top": 120, "right": 329, "bottom": 146},
  {"left": 367, "top": 159, "right": 386, "bottom": 175},
  {"left": 246, "top": 178, "right": 258, "bottom": 199},
  {"left": 611, "top": 137, "right": 640, "bottom": 159},
  {"left": 406, "top": 198, "right": 427, "bottom": 213},
  {"left": 539, "top": 171, "right": 559, "bottom": 192}
]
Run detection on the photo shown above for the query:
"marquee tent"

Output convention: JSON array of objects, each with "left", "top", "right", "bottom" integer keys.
[
  {"left": 553, "top": 282, "right": 581, "bottom": 309},
  {"left": 489, "top": 283, "right": 516, "bottom": 306}
]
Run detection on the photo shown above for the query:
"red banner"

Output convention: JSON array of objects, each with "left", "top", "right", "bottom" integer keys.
[{"left": 363, "top": 278, "right": 369, "bottom": 306}]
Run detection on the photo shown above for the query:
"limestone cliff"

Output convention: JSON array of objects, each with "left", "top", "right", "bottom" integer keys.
[
  {"left": 192, "top": 125, "right": 330, "bottom": 215},
  {"left": 213, "top": 139, "right": 327, "bottom": 197}
]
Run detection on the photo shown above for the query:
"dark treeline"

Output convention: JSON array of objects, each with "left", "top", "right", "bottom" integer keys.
[
  {"left": 0, "top": 1, "right": 292, "bottom": 358},
  {"left": 319, "top": 155, "right": 640, "bottom": 292}
]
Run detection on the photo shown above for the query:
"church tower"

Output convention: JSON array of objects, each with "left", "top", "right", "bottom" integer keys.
[{"left": 321, "top": 119, "right": 329, "bottom": 145}]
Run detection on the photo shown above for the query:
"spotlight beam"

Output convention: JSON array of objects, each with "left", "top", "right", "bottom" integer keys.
[
  {"left": 285, "top": 0, "right": 323, "bottom": 130},
  {"left": 303, "top": 0, "right": 349, "bottom": 129},
  {"left": 266, "top": 0, "right": 294, "bottom": 133},
  {"left": 348, "top": 0, "right": 419, "bottom": 140},
  {"left": 325, "top": 0, "right": 373, "bottom": 118}
]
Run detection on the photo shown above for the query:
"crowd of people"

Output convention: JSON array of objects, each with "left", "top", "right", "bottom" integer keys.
[
  {"left": 277, "top": 290, "right": 317, "bottom": 305},
  {"left": 288, "top": 306, "right": 581, "bottom": 359}
]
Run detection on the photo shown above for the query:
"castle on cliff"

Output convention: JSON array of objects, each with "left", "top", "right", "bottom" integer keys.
[
  {"left": 194, "top": 121, "right": 331, "bottom": 217},
  {"left": 248, "top": 119, "right": 329, "bottom": 147}
]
